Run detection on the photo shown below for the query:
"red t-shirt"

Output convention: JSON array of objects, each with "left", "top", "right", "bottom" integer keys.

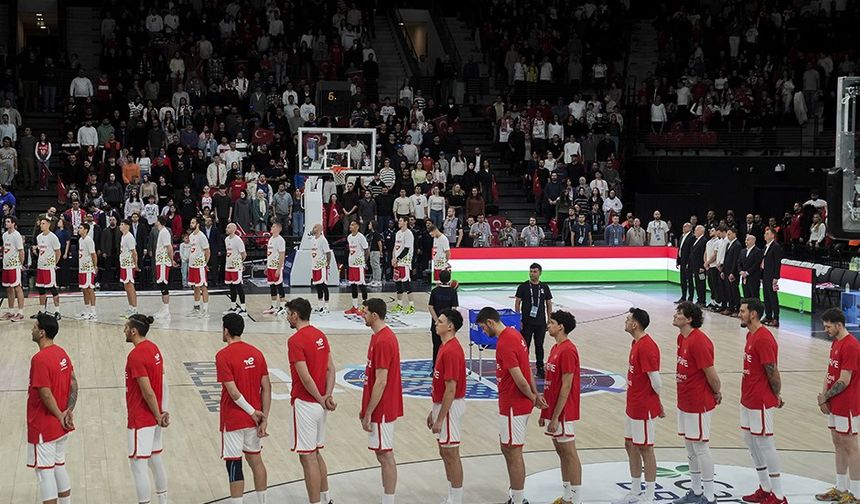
[
  {"left": 540, "top": 339, "right": 580, "bottom": 421},
  {"left": 288, "top": 325, "right": 330, "bottom": 404},
  {"left": 626, "top": 334, "right": 662, "bottom": 419},
  {"left": 360, "top": 326, "right": 403, "bottom": 422},
  {"left": 216, "top": 341, "right": 268, "bottom": 431},
  {"left": 27, "top": 345, "right": 73, "bottom": 444},
  {"left": 125, "top": 340, "right": 164, "bottom": 429},
  {"left": 827, "top": 334, "right": 860, "bottom": 417},
  {"left": 432, "top": 338, "right": 466, "bottom": 403},
  {"left": 496, "top": 327, "right": 534, "bottom": 416},
  {"left": 676, "top": 328, "right": 716, "bottom": 413},
  {"left": 741, "top": 326, "right": 779, "bottom": 409}
]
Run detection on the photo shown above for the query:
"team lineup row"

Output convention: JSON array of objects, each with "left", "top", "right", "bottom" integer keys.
[{"left": 24, "top": 289, "right": 859, "bottom": 504}]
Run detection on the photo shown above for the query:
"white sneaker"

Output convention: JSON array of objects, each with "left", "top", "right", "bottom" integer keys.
[
  {"left": 119, "top": 310, "right": 135, "bottom": 319},
  {"left": 186, "top": 308, "right": 200, "bottom": 318},
  {"left": 76, "top": 312, "right": 88, "bottom": 320},
  {"left": 223, "top": 306, "right": 237, "bottom": 315},
  {"left": 612, "top": 492, "right": 644, "bottom": 504},
  {"left": 197, "top": 309, "right": 210, "bottom": 319},
  {"left": 262, "top": 306, "right": 278, "bottom": 314},
  {"left": 319, "top": 307, "right": 330, "bottom": 315},
  {"left": 237, "top": 308, "right": 248, "bottom": 317},
  {"left": 154, "top": 309, "right": 170, "bottom": 319}
]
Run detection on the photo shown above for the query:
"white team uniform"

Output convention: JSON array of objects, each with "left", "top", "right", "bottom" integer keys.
[
  {"left": 36, "top": 232, "right": 61, "bottom": 288},
  {"left": 119, "top": 233, "right": 137, "bottom": 284},
  {"left": 289, "top": 399, "right": 328, "bottom": 453},
  {"left": 393, "top": 229, "right": 414, "bottom": 282},
  {"left": 431, "top": 234, "right": 450, "bottom": 282},
  {"left": 2, "top": 230, "right": 24, "bottom": 287},
  {"left": 77, "top": 234, "right": 96, "bottom": 288},
  {"left": 432, "top": 398, "right": 466, "bottom": 447},
  {"left": 224, "top": 235, "right": 247, "bottom": 285},
  {"left": 154, "top": 227, "right": 172, "bottom": 284},
  {"left": 310, "top": 235, "right": 331, "bottom": 285},
  {"left": 347, "top": 232, "right": 369, "bottom": 284},
  {"left": 188, "top": 231, "right": 210, "bottom": 287},
  {"left": 265, "top": 235, "right": 286, "bottom": 285}
]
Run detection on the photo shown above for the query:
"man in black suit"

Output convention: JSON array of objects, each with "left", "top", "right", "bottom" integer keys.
[
  {"left": 721, "top": 227, "right": 742, "bottom": 315},
  {"left": 676, "top": 222, "right": 694, "bottom": 303},
  {"left": 690, "top": 225, "right": 708, "bottom": 305},
  {"left": 202, "top": 215, "right": 223, "bottom": 284},
  {"left": 761, "top": 226, "right": 784, "bottom": 327},
  {"left": 742, "top": 213, "right": 764, "bottom": 248},
  {"left": 739, "top": 234, "right": 763, "bottom": 299}
]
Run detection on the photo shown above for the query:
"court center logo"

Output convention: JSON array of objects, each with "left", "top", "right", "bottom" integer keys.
[
  {"left": 524, "top": 461, "right": 828, "bottom": 504},
  {"left": 337, "top": 359, "right": 625, "bottom": 400}
]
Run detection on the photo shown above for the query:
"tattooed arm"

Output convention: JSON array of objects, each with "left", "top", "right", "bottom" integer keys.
[
  {"left": 763, "top": 363, "right": 783, "bottom": 407},
  {"left": 818, "top": 370, "right": 852, "bottom": 413}
]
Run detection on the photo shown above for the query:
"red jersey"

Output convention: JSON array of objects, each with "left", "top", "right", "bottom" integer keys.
[
  {"left": 741, "top": 326, "right": 779, "bottom": 409},
  {"left": 626, "top": 334, "right": 662, "bottom": 419},
  {"left": 496, "top": 327, "right": 534, "bottom": 416},
  {"left": 676, "top": 328, "right": 716, "bottom": 413},
  {"left": 125, "top": 340, "right": 165, "bottom": 429},
  {"left": 826, "top": 334, "right": 860, "bottom": 416},
  {"left": 360, "top": 326, "right": 404, "bottom": 422},
  {"left": 540, "top": 339, "right": 580, "bottom": 421},
  {"left": 216, "top": 341, "right": 268, "bottom": 431},
  {"left": 27, "top": 345, "right": 73, "bottom": 444},
  {"left": 288, "top": 325, "right": 330, "bottom": 404},
  {"left": 431, "top": 338, "right": 466, "bottom": 403}
]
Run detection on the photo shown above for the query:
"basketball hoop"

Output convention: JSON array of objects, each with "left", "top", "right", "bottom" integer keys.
[{"left": 331, "top": 165, "right": 349, "bottom": 186}]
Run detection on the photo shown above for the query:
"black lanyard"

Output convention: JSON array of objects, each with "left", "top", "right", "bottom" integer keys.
[{"left": 530, "top": 282, "right": 542, "bottom": 308}]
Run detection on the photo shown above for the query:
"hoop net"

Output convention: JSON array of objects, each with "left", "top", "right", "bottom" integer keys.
[{"left": 331, "top": 165, "right": 349, "bottom": 186}]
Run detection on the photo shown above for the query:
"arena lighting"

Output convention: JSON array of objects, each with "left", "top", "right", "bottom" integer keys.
[{"left": 774, "top": 163, "right": 785, "bottom": 173}]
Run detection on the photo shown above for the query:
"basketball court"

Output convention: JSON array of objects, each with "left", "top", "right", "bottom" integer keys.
[{"left": 0, "top": 282, "right": 838, "bottom": 503}]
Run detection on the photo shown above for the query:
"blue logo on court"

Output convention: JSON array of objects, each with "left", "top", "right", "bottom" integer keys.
[{"left": 336, "top": 359, "right": 625, "bottom": 401}]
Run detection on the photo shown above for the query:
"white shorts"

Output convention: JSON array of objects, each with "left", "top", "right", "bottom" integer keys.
[
  {"left": 221, "top": 427, "right": 262, "bottom": 460},
  {"left": 432, "top": 398, "right": 466, "bottom": 447},
  {"left": 829, "top": 414, "right": 860, "bottom": 435},
  {"left": 544, "top": 419, "right": 576, "bottom": 443},
  {"left": 368, "top": 419, "right": 395, "bottom": 452},
  {"left": 289, "top": 399, "right": 327, "bottom": 453},
  {"left": 677, "top": 410, "right": 712, "bottom": 442},
  {"left": 625, "top": 415, "right": 656, "bottom": 446},
  {"left": 128, "top": 426, "right": 164, "bottom": 459},
  {"left": 498, "top": 410, "right": 530, "bottom": 447},
  {"left": 740, "top": 406, "right": 775, "bottom": 436},
  {"left": 27, "top": 434, "right": 68, "bottom": 469}
]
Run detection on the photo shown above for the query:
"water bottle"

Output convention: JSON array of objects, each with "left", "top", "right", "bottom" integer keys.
[{"left": 847, "top": 283, "right": 851, "bottom": 293}]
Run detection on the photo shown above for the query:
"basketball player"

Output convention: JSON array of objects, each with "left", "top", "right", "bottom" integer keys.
[
  {"left": 286, "top": 297, "right": 337, "bottom": 504},
  {"left": 152, "top": 217, "right": 176, "bottom": 320},
  {"left": 261, "top": 222, "right": 286, "bottom": 316},
  {"left": 346, "top": 220, "right": 369, "bottom": 315},
  {"left": 2, "top": 215, "right": 25, "bottom": 321},
  {"left": 672, "top": 302, "right": 721, "bottom": 504},
  {"left": 360, "top": 298, "right": 404, "bottom": 504},
  {"left": 216, "top": 313, "right": 271, "bottom": 504},
  {"left": 426, "top": 308, "right": 466, "bottom": 504},
  {"left": 429, "top": 224, "right": 450, "bottom": 283},
  {"left": 118, "top": 219, "right": 139, "bottom": 318},
  {"left": 476, "top": 306, "right": 545, "bottom": 504},
  {"left": 616, "top": 308, "right": 664, "bottom": 504},
  {"left": 737, "top": 298, "right": 786, "bottom": 504},
  {"left": 34, "top": 217, "right": 61, "bottom": 319},
  {"left": 814, "top": 307, "right": 860, "bottom": 503},
  {"left": 391, "top": 216, "right": 415, "bottom": 314},
  {"left": 28, "top": 313, "right": 77, "bottom": 504},
  {"left": 124, "top": 314, "right": 170, "bottom": 504},
  {"left": 223, "top": 223, "right": 248, "bottom": 316},
  {"left": 310, "top": 224, "right": 332, "bottom": 314},
  {"left": 540, "top": 310, "right": 583, "bottom": 504},
  {"left": 76, "top": 223, "right": 98, "bottom": 320},
  {"left": 187, "top": 217, "right": 211, "bottom": 318}
]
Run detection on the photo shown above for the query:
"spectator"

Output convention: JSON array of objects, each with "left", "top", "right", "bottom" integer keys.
[
  {"left": 646, "top": 210, "right": 669, "bottom": 246},
  {"left": 0, "top": 115, "right": 16, "bottom": 142},
  {"left": 573, "top": 213, "right": 591, "bottom": 246},
  {"left": 442, "top": 207, "right": 462, "bottom": 248},
  {"left": 272, "top": 183, "right": 293, "bottom": 231},
  {"left": 465, "top": 187, "right": 485, "bottom": 219},
  {"left": 232, "top": 190, "right": 252, "bottom": 233},
  {"left": 0, "top": 136, "right": 17, "bottom": 187},
  {"left": 498, "top": 219, "right": 519, "bottom": 247},
  {"left": 627, "top": 218, "right": 646, "bottom": 246},
  {"left": 808, "top": 213, "right": 826, "bottom": 248},
  {"left": 605, "top": 214, "right": 625, "bottom": 246},
  {"left": 469, "top": 214, "right": 492, "bottom": 248},
  {"left": 521, "top": 216, "right": 545, "bottom": 247},
  {"left": 69, "top": 69, "right": 93, "bottom": 101},
  {"left": 650, "top": 96, "right": 667, "bottom": 133}
]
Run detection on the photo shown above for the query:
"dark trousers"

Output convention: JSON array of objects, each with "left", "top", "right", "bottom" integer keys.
[
  {"left": 742, "top": 277, "right": 760, "bottom": 300},
  {"left": 679, "top": 264, "right": 694, "bottom": 300},
  {"left": 762, "top": 276, "right": 780, "bottom": 321},
  {"left": 724, "top": 276, "right": 741, "bottom": 311},
  {"left": 693, "top": 269, "right": 706, "bottom": 304},
  {"left": 707, "top": 268, "right": 722, "bottom": 304},
  {"left": 431, "top": 324, "right": 442, "bottom": 366},
  {"left": 522, "top": 322, "right": 547, "bottom": 368}
]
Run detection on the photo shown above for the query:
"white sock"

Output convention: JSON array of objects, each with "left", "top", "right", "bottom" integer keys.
[
  {"left": 756, "top": 468, "right": 772, "bottom": 492},
  {"left": 129, "top": 458, "right": 150, "bottom": 503},
  {"left": 229, "top": 498, "right": 242, "bottom": 504},
  {"left": 59, "top": 497, "right": 71, "bottom": 504},
  {"left": 256, "top": 490, "right": 267, "bottom": 504},
  {"left": 240, "top": 303, "right": 247, "bottom": 310},
  {"left": 157, "top": 491, "right": 168, "bottom": 504},
  {"left": 570, "top": 485, "right": 582, "bottom": 504},
  {"left": 631, "top": 476, "right": 641, "bottom": 493},
  {"left": 562, "top": 481, "right": 570, "bottom": 500},
  {"left": 511, "top": 489, "right": 525, "bottom": 504},
  {"left": 770, "top": 474, "right": 783, "bottom": 499},
  {"left": 202, "top": 302, "right": 208, "bottom": 311},
  {"left": 690, "top": 472, "right": 702, "bottom": 494},
  {"left": 450, "top": 486, "right": 463, "bottom": 504},
  {"left": 319, "top": 490, "right": 329, "bottom": 503},
  {"left": 90, "top": 305, "right": 96, "bottom": 315},
  {"left": 645, "top": 481, "right": 656, "bottom": 501},
  {"left": 36, "top": 468, "right": 58, "bottom": 502},
  {"left": 703, "top": 479, "right": 715, "bottom": 502},
  {"left": 838, "top": 473, "right": 849, "bottom": 492},
  {"left": 194, "top": 302, "right": 200, "bottom": 309},
  {"left": 409, "top": 300, "right": 414, "bottom": 307},
  {"left": 382, "top": 494, "right": 395, "bottom": 504},
  {"left": 352, "top": 298, "right": 359, "bottom": 308},
  {"left": 162, "top": 302, "right": 169, "bottom": 311},
  {"left": 851, "top": 480, "right": 860, "bottom": 497}
]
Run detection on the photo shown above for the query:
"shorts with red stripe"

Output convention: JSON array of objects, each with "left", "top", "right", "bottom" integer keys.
[
  {"left": 677, "top": 409, "right": 712, "bottom": 442},
  {"left": 221, "top": 427, "right": 262, "bottom": 460},
  {"left": 432, "top": 398, "right": 465, "bottom": 447},
  {"left": 368, "top": 418, "right": 395, "bottom": 452},
  {"left": 289, "top": 399, "right": 327, "bottom": 453},
  {"left": 625, "top": 415, "right": 656, "bottom": 446},
  {"left": 225, "top": 270, "right": 242, "bottom": 285},
  {"left": 829, "top": 413, "right": 860, "bottom": 435},
  {"left": 348, "top": 266, "right": 365, "bottom": 284},
  {"left": 265, "top": 267, "right": 282, "bottom": 285},
  {"left": 2, "top": 267, "right": 21, "bottom": 287},
  {"left": 544, "top": 419, "right": 577, "bottom": 443},
  {"left": 155, "top": 264, "right": 170, "bottom": 284},
  {"left": 78, "top": 271, "right": 95, "bottom": 289},
  {"left": 127, "top": 426, "right": 163, "bottom": 459},
  {"left": 311, "top": 268, "right": 327, "bottom": 285},
  {"left": 35, "top": 268, "right": 56, "bottom": 288},
  {"left": 433, "top": 268, "right": 449, "bottom": 283},
  {"left": 393, "top": 265, "right": 411, "bottom": 282},
  {"left": 26, "top": 434, "right": 68, "bottom": 469},
  {"left": 119, "top": 267, "right": 135, "bottom": 284},
  {"left": 740, "top": 406, "right": 775, "bottom": 436},
  {"left": 188, "top": 266, "right": 208, "bottom": 287},
  {"left": 498, "top": 409, "right": 529, "bottom": 447}
]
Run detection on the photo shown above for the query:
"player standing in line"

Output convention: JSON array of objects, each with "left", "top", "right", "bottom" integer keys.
[
  {"left": 391, "top": 216, "right": 415, "bottom": 314},
  {"left": 428, "top": 224, "right": 450, "bottom": 283},
  {"left": 360, "top": 298, "right": 404, "bottom": 504},
  {"left": 223, "top": 223, "right": 248, "bottom": 316},
  {"left": 310, "top": 224, "right": 332, "bottom": 314},
  {"left": 814, "top": 308, "right": 860, "bottom": 503},
  {"left": 33, "top": 217, "right": 62, "bottom": 319},
  {"left": 124, "top": 314, "right": 170, "bottom": 504},
  {"left": 118, "top": 219, "right": 139, "bottom": 318},
  {"left": 286, "top": 297, "right": 337, "bottom": 504},
  {"left": 187, "top": 217, "right": 211, "bottom": 318},
  {"left": 615, "top": 308, "right": 663, "bottom": 504},
  {"left": 672, "top": 302, "right": 721, "bottom": 504},
  {"left": 76, "top": 223, "right": 98, "bottom": 320},
  {"left": 427, "top": 308, "right": 467, "bottom": 504},
  {"left": 28, "top": 313, "right": 77, "bottom": 504},
  {"left": 737, "top": 298, "right": 786, "bottom": 504},
  {"left": 476, "top": 306, "right": 545, "bottom": 504},
  {"left": 262, "top": 222, "right": 286, "bottom": 316},
  {"left": 152, "top": 217, "right": 176, "bottom": 320},
  {"left": 216, "top": 313, "right": 271, "bottom": 504},
  {"left": 540, "top": 310, "right": 583, "bottom": 504},
  {"left": 3, "top": 215, "right": 26, "bottom": 321},
  {"left": 345, "top": 220, "right": 369, "bottom": 315}
]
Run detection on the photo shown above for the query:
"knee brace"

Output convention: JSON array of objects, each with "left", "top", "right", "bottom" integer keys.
[
  {"left": 49, "top": 287, "right": 58, "bottom": 296},
  {"left": 270, "top": 284, "right": 278, "bottom": 297},
  {"left": 403, "top": 280, "right": 412, "bottom": 294},
  {"left": 36, "top": 468, "right": 58, "bottom": 501},
  {"left": 395, "top": 281, "right": 403, "bottom": 294},
  {"left": 161, "top": 288, "right": 169, "bottom": 296},
  {"left": 38, "top": 287, "right": 46, "bottom": 295},
  {"left": 351, "top": 283, "right": 358, "bottom": 298},
  {"left": 226, "top": 459, "right": 244, "bottom": 483},
  {"left": 359, "top": 283, "right": 368, "bottom": 300},
  {"left": 277, "top": 284, "right": 285, "bottom": 297}
]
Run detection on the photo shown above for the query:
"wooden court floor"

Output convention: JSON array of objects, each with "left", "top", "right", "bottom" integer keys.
[{"left": 0, "top": 284, "right": 839, "bottom": 503}]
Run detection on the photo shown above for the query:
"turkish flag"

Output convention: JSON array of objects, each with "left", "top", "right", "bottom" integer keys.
[{"left": 252, "top": 128, "right": 274, "bottom": 145}]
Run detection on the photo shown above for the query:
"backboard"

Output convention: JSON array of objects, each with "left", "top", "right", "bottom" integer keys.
[{"left": 297, "top": 127, "right": 376, "bottom": 176}]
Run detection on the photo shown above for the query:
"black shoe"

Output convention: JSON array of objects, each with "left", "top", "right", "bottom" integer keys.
[
  {"left": 674, "top": 297, "right": 685, "bottom": 303},
  {"left": 29, "top": 312, "right": 39, "bottom": 319}
]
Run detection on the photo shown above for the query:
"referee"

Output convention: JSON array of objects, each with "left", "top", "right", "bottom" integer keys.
[
  {"left": 514, "top": 262, "right": 553, "bottom": 378},
  {"left": 428, "top": 270, "right": 459, "bottom": 365}
]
